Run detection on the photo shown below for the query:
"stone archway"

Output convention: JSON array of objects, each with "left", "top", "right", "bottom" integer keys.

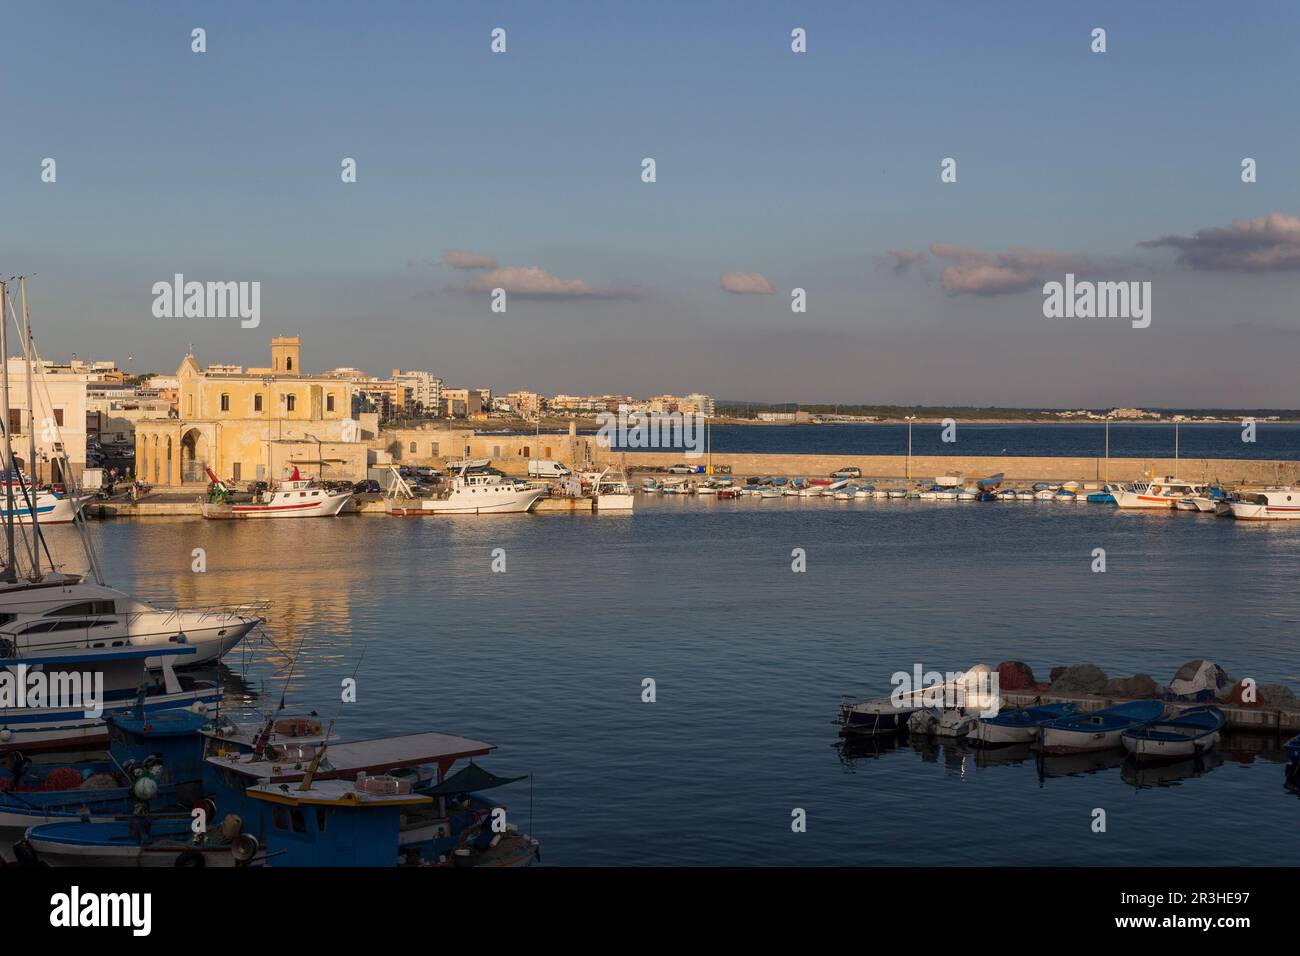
[{"left": 180, "top": 428, "right": 205, "bottom": 483}]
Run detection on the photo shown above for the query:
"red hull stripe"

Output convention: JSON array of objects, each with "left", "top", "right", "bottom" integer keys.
[{"left": 232, "top": 501, "right": 331, "bottom": 513}]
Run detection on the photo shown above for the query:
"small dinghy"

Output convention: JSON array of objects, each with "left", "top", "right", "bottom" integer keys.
[
  {"left": 1121, "top": 705, "right": 1225, "bottom": 763},
  {"left": 1039, "top": 700, "right": 1165, "bottom": 754},
  {"left": 906, "top": 708, "right": 980, "bottom": 738},
  {"left": 972, "top": 702, "right": 1078, "bottom": 747}
]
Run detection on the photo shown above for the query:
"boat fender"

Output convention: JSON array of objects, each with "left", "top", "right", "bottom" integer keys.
[{"left": 174, "top": 850, "right": 206, "bottom": 868}]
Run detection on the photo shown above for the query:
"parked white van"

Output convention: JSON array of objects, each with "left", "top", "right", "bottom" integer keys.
[{"left": 528, "top": 459, "right": 572, "bottom": 478}]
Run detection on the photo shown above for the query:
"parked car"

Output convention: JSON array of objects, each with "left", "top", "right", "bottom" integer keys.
[
  {"left": 415, "top": 466, "right": 437, "bottom": 478},
  {"left": 831, "top": 466, "right": 862, "bottom": 478},
  {"left": 666, "top": 464, "right": 696, "bottom": 475},
  {"left": 353, "top": 479, "right": 381, "bottom": 494}
]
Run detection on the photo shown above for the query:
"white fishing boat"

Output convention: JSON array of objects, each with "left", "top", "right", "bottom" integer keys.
[
  {"left": 1038, "top": 701, "right": 1164, "bottom": 754},
  {"left": 1112, "top": 476, "right": 1208, "bottom": 510},
  {"left": 872, "top": 488, "right": 889, "bottom": 499},
  {"left": 594, "top": 468, "right": 634, "bottom": 511},
  {"left": 202, "top": 467, "right": 351, "bottom": 519},
  {"left": 417, "top": 469, "right": 545, "bottom": 515},
  {"left": 1120, "top": 705, "right": 1224, "bottom": 763},
  {"left": 972, "top": 703, "right": 1078, "bottom": 747},
  {"left": 958, "top": 488, "right": 978, "bottom": 501},
  {"left": 1033, "top": 489, "right": 1055, "bottom": 500},
  {"left": 934, "top": 475, "right": 963, "bottom": 488},
  {"left": 1015, "top": 490, "right": 1034, "bottom": 500},
  {"left": 1226, "top": 488, "right": 1300, "bottom": 520},
  {"left": 935, "top": 489, "right": 959, "bottom": 501},
  {"left": 887, "top": 488, "right": 907, "bottom": 499}
]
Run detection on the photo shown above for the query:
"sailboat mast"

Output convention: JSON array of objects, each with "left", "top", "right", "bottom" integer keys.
[
  {"left": 19, "top": 277, "right": 41, "bottom": 578},
  {"left": 0, "top": 281, "right": 17, "bottom": 582}
]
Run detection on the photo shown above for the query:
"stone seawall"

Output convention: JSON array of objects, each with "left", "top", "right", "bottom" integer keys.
[{"left": 585, "top": 450, "right": 1299, "bottom": 484}]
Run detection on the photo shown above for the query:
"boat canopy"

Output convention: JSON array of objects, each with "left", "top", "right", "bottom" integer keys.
[{"left": 422, "top": 761, "right": 526, "bottom": 797}]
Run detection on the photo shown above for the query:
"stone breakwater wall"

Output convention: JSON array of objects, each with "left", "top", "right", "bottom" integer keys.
[{"left": 588, "top": 451, "right": 1299, "bottom": 484}]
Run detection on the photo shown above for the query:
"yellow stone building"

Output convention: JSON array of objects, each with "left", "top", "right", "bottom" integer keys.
[{"left": 135, "top": 337, "right": 375, "bottom": 486}]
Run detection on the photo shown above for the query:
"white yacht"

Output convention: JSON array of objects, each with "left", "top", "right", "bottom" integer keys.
[
  {"left": 594, "top": 468, "right": 634, "bottom": 511},
  {"left": 1112, "top": 476, "right": 1209, "bottom": 510},
  {"left": 419, "top": 469, "right": 545, "bottom": 515},
  {"left": 0, "top": 476, "right": 84, "bottom": 524},
  {"left": 1226, "top": 488, "right": 1300, "bottom": 520},
  {"left": 0, "top": 576, "right": 264, "bottom": 668}
]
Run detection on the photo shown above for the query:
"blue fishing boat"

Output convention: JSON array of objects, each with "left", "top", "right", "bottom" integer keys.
[
  {"left": 0, "top": 644, "right": 220, "bottom": 753},
  {"left": 976, "top": 472, "right": 1004, "bottom": 490},
  {"left": 1039, "top": 700, "right": 1165, "bottom": 754},
  {"left": 19, "top": 724, "right": 539, "bottom": 867},
  {"left": 0, "top": 709, "right": 331, "bottom": 837},
  {"left": 1121, "top": 705, "right": 1225, "bottom": 763},
  {"left": 971, "top": 702, "right": 1078, "bottom": 747}
]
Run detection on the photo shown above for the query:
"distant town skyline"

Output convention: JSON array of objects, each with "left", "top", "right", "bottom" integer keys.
[{"left": 4, "top": 1, "right": 1299, "bottom": 407}]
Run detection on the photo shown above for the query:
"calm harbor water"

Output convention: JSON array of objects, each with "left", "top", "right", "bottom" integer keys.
[
  {"left": 46, "top": 498, "right": 1300, "bottom": 866},
  {"left": 605, "top": 421, "right": 1300, "bottom": 461}
]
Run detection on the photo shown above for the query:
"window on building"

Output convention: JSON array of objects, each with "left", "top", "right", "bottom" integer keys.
[
  {"left": 409, "top": 441, "right": 416, "bottom": 453},
  {"left": 254, "top": 395, "right": 263, "bottom": 412},
  {"left": 286, "top": 395, "right": 296, "bottom": 412},
  {"left": 326, "top": 394, "right": 335, "bottom": 413},
  {"left": 286, "top": 357, "right": 293, "bottom": 371},
  {"left": 220, "top": 394, "right": 230, "bottom": 412},
  {"left": 7, "top": 409, "right": 19, "bottom": 434},
  {"left": 53, "top": 409, "right": 64, "bottom": 426}
]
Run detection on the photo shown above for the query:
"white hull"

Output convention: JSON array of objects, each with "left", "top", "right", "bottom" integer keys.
[
  {"left": 1121, "top": 731, "right": 1219, "bottom": 761},
  {"left": 22, "top": 837, "right": 240, "bottom": 868},
  {"left": 1113, "top": 490, "right": 1174, "bottom": 509},
  {"left": 420, "top": 490, "right": 543, "bottom": 514},
  {"left": 0, "top": 687, "right": 220, "bottom": 752},
  {"left": 596, "top": 493, "right": 634, "bottom": 511},
  {"left": 1227, "top": 502, "right": 1300, "bottom": 522},
  {"left": 204, "top": 491, "right": 351, "bottom": 519},
  {"left": 972, "top": 721, "right": 1038, "bottom": 746},
  {"left": 1039, "top": 725, "right": 1126, "bottom": 754},
  {"left": 1, "top": 495, "right": 83, "bottom": 524}
]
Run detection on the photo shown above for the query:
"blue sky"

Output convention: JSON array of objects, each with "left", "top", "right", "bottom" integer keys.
[{"left": 2, "top": 1, "right": 1298, "bottom": 406}]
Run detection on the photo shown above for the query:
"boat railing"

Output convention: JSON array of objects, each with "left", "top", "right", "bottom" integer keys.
[{"left": 135, "top": 600, "right": 272, "bottom": 629}]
